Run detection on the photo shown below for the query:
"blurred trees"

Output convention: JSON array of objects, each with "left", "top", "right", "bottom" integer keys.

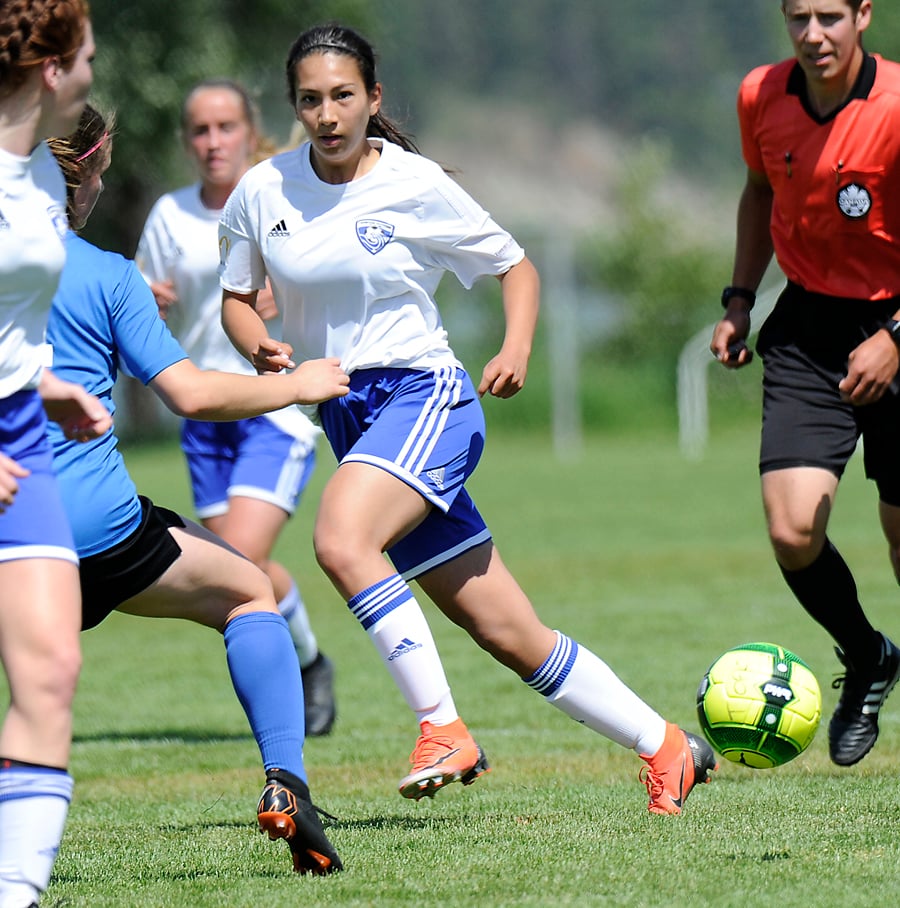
[
  {"left": 374, "top": 0, "right": 779, "bottom": 180},
  {"left": 88, "top": 0, "right": 800, "bottom": 253},
  {"left": 85, "top": 0, "right": 900, "bottom": 256},
  {"left": 82, "top": 1, "right": 900, "bottom": 434},
  {"left": 85, "top": 0, "right": 372, "bottom": 254}
]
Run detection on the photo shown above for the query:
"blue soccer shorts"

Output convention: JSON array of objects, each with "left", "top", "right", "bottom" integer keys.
[
  {"left": 0, "top": 389, "right": 77, "bottom": 563},
  {"left": 181, "top": 415, "right": 316, "bottom": 518},
  {"left": 318, "top": 365, "right": 492, "bottom": 579}
]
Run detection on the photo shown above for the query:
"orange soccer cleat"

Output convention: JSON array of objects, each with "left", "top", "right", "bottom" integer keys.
[
  {"left": 639, "top": 723, "right": 717, "bottom": 816},
  {"left": 398, "top": 718, "right": 491, "bottom": 800}
]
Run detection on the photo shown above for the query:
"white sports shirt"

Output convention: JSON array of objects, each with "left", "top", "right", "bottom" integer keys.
[
  {"left": 218, "top": 139, "right": 525, "bottom": 374},
  {"left": 0, "top": 142, "right": 68, "bottom": 398},
  {"left": 136, "top": 183, "right": 318, "bottom": 443}
]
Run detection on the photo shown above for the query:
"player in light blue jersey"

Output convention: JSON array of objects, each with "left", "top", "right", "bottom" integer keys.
[
  {"left": 45, "top": 106, "right": 348, "bottom": 876},
  {"left": 0, "top": 6, "right": 110, "bottom": 907},
  {"left": 219, "top": 23, "right": 718, "bottom": 816}
]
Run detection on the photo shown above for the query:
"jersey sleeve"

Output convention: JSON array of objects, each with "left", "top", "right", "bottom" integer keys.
[
  {"left": 420, "top": 169, "right": 525, "bottom": 289},
  {"left": 110, "top": 259, "right": 188, "bottom": 384},
  {"left": 218, "top": 180, "right": 268, "bottom": 294},
  {"left": 135, "top": 198, "right": 178, "bottom": 284},
  {"left": 737, "top": 70, "right": 766, "bottom": 174}
]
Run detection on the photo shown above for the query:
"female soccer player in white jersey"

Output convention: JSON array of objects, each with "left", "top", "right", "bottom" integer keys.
[
  {"left": 219, "top": 22, "right": 717, "bottom": 815},
  {"left": 0, "top": 4, "right": 111, "bottom": 906},
  {"left": 136, "top": 81, "right": 336, "bottom": 737},
  {"left": 46, "top": 106, "right": 347, "bottom": 875}
]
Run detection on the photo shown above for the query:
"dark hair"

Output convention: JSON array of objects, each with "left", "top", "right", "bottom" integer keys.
[
  {"left": 782, "top": 0, "right": 865, "bottom": 11},
  {"left": 0, "top": 0, "right": 89, "bottom": 98},
  {"left": 46, "top": 102, "right": 113, "bottom": 225},
  {"left": 285, "top": 23, "right": 419, "bottom": 154}
]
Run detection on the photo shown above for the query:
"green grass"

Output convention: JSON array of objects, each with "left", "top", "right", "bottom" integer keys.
[{"left": 9, "top": 422, "right": 900, "bottom": 907}]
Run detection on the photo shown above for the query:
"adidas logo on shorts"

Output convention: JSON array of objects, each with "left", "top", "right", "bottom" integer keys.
[{"left": 426, "top": 467, "right": 446, "bottom": 489}]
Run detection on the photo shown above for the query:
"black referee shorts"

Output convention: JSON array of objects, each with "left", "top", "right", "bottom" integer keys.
[
  {"left": 79, "top": 495, "right": 185, "bottom": 631},
  {"left": 757, "top": 282, "right": 900, "bottom": 506}
]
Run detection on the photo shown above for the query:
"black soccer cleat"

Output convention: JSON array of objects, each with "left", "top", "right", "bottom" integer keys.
[
  {"left": 829, "top": 633, "right": 900, "bottom": 766},
  {"left": 302, "top": 652, "right": 337, "bottom": 737},
  {"left": 257, "top": 768, "right": 343, "bottom": 874}
]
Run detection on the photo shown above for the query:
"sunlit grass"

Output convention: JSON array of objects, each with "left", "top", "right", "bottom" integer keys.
[{"left": 10, "top": 423, "right": 899, "bottom": 907}]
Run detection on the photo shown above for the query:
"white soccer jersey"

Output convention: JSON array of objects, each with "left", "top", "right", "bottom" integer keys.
[
  {"left": 218, "top": 139, "right": 525, "bottom": 374},
  {"left": 136, "top": 183, "right": 318, "bottom": 443},
  {"left": 0, "top": 142, "right": 68, "bottom": 398}
]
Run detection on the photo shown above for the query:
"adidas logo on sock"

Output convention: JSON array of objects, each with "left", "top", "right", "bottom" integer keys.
[
  {"left": 268, "top": 218, "right": 289, "bottom": 237},
  {"left": 388, "top": 637, "right": 423, "bottom": 661}
]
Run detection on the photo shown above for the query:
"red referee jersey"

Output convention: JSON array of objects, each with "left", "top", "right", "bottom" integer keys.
[{"left": 739, "top": 53, "right": 900, "bottom": 301}]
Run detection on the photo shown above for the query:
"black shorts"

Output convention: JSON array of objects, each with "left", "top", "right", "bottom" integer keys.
[
  {"left": 79, "top": 495, "right": 184, "bottom": 630},
  {"left": 757, "top": 282, "right": 900, "bottom": 505}
]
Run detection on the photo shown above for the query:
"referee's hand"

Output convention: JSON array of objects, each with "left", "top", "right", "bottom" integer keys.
[
  {"left": 839, "top": 331, "right": 900, "bottom": 406},
  {"left": 710, "top": 312, "right": 753, "bottom": 367}
]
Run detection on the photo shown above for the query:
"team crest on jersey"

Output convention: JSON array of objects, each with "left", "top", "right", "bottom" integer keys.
[
  {"left": 356, "top": 218, "right": 394, "bottom": 254},
  {"left": 836, "top": 183, "right": 871, "bottom": 219},
  {"left": 49, "top": 205, "right": 68, "bottom": 239}
]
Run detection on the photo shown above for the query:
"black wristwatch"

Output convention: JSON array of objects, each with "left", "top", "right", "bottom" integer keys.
[
  {"left": 721, "top": 286, "right": 756, "bottom": 309},
  {"left": 884, "top": 317, "right": 900, "bottom": 345}
]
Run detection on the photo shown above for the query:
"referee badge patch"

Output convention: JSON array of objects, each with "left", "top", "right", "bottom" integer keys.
[
  {"left": 357, "top": 218, "right": 395, "bottom": 254},
  {"left": 836, "top": 183, "right": 871, "bottom": 219}
]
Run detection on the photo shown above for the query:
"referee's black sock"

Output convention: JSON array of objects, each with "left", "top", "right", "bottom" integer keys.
[{"left": 778, "top": 538, "right": 881, "bottom": 669}]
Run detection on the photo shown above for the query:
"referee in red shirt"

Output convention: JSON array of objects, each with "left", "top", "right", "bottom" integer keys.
[{"left": 711, "top": 0, "right": 900, "bottom": 767}]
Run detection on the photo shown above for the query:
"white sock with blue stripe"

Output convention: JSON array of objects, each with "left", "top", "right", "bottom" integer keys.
[
  {"left": 277, "top": 581, "right": 318, "bottom": 668},
  {"left": 348, "top": 574, "right": 459, "bottom": 726},
  {"left": 523, "top": 631, "right": 667, "bottom": 755},
  {"left": 0, "top": 762, "right": 73, "bottom": 907}
]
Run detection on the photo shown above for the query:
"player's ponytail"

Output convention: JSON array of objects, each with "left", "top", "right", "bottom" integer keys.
[{"left": 46, "top": 103, "right": 114, "bottom": 228}]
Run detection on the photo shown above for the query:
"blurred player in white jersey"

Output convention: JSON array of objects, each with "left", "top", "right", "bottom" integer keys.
[{"left": 136, "top": 80, "right": 336, "bottom": 736}]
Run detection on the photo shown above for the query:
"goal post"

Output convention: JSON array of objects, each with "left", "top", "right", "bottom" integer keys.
[{"left": 677, "top": 282, "right": 782, "bottom": 460}]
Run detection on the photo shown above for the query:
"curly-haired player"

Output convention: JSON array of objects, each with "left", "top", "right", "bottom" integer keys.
[{"left": 0, "top": 3, "right": 109, "bottom": 907}]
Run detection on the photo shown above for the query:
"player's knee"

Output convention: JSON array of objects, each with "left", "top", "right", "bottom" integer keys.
[
  {"left": 768, "top": 520, "right": 820, "bottom": 568},
  {"left": 888, "top": 544, "right": 900, "bottom": 585},
  {"left": 313, "top": 523, "right": 355, "bottom": 580},
  {"left": 32, "top": 639, "right": 81, "bottom": 709}
]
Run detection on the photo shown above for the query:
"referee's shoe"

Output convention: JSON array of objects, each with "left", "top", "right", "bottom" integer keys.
[{"left": 829, "top": 633, "right": 900, "bottom": 766}]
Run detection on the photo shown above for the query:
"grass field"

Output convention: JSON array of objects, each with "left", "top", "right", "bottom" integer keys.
[{"left": 11, "top": 422, "right": 900, "bottom": 907}]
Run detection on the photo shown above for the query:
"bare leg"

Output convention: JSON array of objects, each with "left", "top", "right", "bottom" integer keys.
[{"left": 0, "top": 558, "right": 80, "bottom": 906}]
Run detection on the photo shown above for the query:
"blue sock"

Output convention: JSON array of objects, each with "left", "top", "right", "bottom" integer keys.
[{"left": 223, "top": 612, "right": 306, "bottom": 781}]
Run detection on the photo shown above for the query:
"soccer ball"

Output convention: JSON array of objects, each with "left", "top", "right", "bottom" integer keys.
[{"left": 696, "top": 642, "right": 822, "bottom": 768}]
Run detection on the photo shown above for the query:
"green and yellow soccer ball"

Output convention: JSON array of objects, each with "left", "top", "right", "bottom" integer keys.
[{"left": 696, "top": 642, "right": 822, "bottom": 768}]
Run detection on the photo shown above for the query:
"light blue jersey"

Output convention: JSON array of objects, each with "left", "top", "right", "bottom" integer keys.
[{"left": 46, "top": 233, "right": 187, "bottom": 556}]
